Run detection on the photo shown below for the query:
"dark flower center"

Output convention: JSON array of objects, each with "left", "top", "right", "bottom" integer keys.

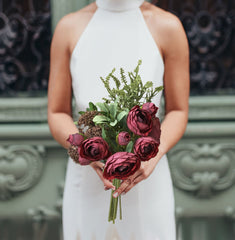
[
  {"left": 117, "top": 165, "right": 128, "bottom": 172},
  {"left": 143, "top": 145, "right": 152, "bottom": 154},
  {"left": 89, "top": 146, "right": 99, "bottom": 156},
  {"left": 137, "top": 112, "right": 147, "bottom": 123}
]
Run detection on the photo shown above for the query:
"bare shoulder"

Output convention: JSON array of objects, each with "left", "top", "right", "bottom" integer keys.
[
  {"left": 52, "top": 2, "right": 97, "bottom": 53},
  {"left": 141, "top": 2, "right": 188, "bottom": 56},
  {"left": 142, "top": 2, "right": 185, "bottom": 35}
]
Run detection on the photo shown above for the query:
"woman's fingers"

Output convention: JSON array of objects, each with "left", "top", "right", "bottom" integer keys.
[
  {"left": 90, "top": 162, "right": 115, "bottom": 190},
  {"left": 112, "top": 179, "right": 132, "bottom": 198},
  {"left": 103, "top": 178, "right": 116, "bottom": 190},
  {"left": 113, "top": 166, "right": 148, "bottom": 197},
  {"left": 123, "top": 174, "right": 144, "bottom": 194}
]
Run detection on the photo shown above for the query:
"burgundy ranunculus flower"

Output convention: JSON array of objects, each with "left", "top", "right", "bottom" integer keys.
[
  {"left": 79, "top": 137, "right": 110, "bottom": 161},
  {"left": 118, "top": 132, "right": 131, "bottom": 146},
  {"left": 134, "top": 137, "right": 159, "bottom": 161},
  {"left": 67, "top": 133, "right": 84, "bottom": 146},
  {"left": 142, "top": 102, "right": 158, "bottom": 117},
  {"left": 78, "top": 154, "right": 92, "bottom": 166},
  {"left": 103, "top": 152, "right": 141, "bottom": 180},
  {"left": 148, "top": 116, "right": 161, "bottom": 143},
  {"left": 127, "top": 105, "right": 153, "bottom": 136}
]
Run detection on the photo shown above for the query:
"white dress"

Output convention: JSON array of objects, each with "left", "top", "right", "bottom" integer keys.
[{"left": 63, "top": 0, "right": 176, "bottom": 239}]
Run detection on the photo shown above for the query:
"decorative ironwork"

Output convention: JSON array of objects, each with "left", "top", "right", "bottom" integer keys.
[
  {"left": 153, "top": 0, "right": 235, "bottom": 95},
  {"left": 0, "top": 0, "right": 51, "bottom": 96}
]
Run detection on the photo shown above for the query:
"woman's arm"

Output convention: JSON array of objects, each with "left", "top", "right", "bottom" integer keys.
[
  {"left": 113, "top": 13, "right": 190, "bottom": 197},
  {"left": 47, "top": 7, "right": 115, "bottom": 189},
  {"left": 47, "top": 16, "right": 78, "bottom": 149}
]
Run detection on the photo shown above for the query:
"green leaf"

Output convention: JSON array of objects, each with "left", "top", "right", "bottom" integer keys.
[
  {"left": 110, "top": 103, "right": 117, "bottom": 118},
  {"left": 144, "top": 81, "right": 153, "bottom": 88},
  {"left": 102, "top": 127, "right": 107, "bottom": 139},
  {"left": 93, "top": 115, "right": 110, "bottom": 124},
  {"left": 126, "top": 141, "right": 134, "bottom": 153},
  {"left": 110, "top": 120, "right": 118, "bottom": 127},
  {"left": 117, "top": 111, "right": 128, "bottom": 122},
  {"left": 89, "top": 102, "right": 97, "bottom": 111},
  {"left": 154, "top": 86, "right": 164, "bottom": 92},
  {"left": 78, "top": 111, "right": 85, "bottom": 115},
  {"left": 96, "top": 102, "right": 109, "bottom": 112},
  {"left": 74, "top": 121, "right": 78, "bottom": 125}
]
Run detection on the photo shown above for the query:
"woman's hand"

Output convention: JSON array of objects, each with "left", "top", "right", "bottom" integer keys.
[
  {"left": 90, "top": 161, "right": 116, "bottom": 191},
  {"left": 112, "top": 156, "right": 159, "bottom": 198}
]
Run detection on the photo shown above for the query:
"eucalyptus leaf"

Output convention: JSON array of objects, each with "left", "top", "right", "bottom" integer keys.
[
  {"left": 93, "top": 115, "right": 110, "bottom": 124},
  {"left": 117, "top": 111, "right": 128, "bottom": 122},
  {"left": 102, "top": 127, "right": 107, "bottom": 139},
  {"left": 110, "top": 120, "right": 118, "bottom": 127},
  {"left": 96, "top": 102, "right": 109, "bottom": 112},
  {"left": 126, "top": 141, "right": 134, "bottom": 153},
  {"left": 89, "top": 102, "right": 97, "bottom": 111},
  {"left": 110, "top": 103, "right": 117, "bottom": 118}
]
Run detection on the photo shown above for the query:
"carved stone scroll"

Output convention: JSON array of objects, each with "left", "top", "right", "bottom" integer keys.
[
  {"left": 168, "top": 144, "right": 235, "bottom": 198},
  {"left": 0, "top": 145, "right": 45, "bottom": 200}
]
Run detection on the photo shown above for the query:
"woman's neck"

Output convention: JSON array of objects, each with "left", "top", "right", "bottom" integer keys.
[{"left": 96, "top": 0, "right": 144, "bottom": 12}]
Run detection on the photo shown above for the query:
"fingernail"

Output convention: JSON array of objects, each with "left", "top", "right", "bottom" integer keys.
[
  {"left": 113, "top": 192, "right": 118, "bottom": 198},
  {"left": 112, "top": 186, "right": 116, "bottom": 190}
]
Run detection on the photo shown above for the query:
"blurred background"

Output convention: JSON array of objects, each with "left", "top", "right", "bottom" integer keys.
[{"left": 0, "top": 0, "right": 234, "bottom": 239}]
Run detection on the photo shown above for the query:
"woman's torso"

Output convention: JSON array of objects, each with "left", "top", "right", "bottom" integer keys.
[{"left": 69, "top": 1, "right": 165, "bottom": 111}]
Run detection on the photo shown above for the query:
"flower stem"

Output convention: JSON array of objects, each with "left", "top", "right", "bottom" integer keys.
[
  {"left": 108, "top": 178, "right": 122, "bottom": 224},
  {"left": 119, "top": 194, "right": 122, "bottom": 220},
  {"left": 108, "top": 188, "right": 114, "bottom": 222}
]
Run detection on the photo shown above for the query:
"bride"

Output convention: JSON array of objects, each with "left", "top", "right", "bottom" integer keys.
[{"left": 47, "top": 0, "right": 189, "bottom": 239}]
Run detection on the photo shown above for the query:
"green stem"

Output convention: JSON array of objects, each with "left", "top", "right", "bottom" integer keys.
[
  {"left": 108, "top": 190, "right": 113, "bottom": 222},
  {"left": 108, "top": 181, "right": 115, "bottom": 222},
  {"left": 107, "top": 178, "right": 122, "bottom": 224},
  {"left": 119, "top": 195, "right": 122, "bottom": 220}
]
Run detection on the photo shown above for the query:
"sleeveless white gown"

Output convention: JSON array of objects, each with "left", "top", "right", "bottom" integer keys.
[{"left": 63, "top": 0, "right": 176, "bottom": 239}]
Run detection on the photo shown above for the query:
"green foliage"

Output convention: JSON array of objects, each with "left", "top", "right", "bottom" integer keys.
[
  {"left": 96, "top": 102, "right": 109, "bottom": 113},
  {"left": 117, "top": 111, "right": 128, "bottom": 122},
  {"left": 100, "top": 60, "right": 163, "bottom": 110},
  {"left": 126, "top": 141, "right": 134, "bottom": 153},
  {"left": 93, "top": 115, "right": 110, "bottom": 124},
  {"left": 89, "top": 102, "right": 97, "bottom": 111}
]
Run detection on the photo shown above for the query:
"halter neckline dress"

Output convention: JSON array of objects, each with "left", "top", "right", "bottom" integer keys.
[{"left": 63, "top": 0, "right": 176, "bottom": 239}]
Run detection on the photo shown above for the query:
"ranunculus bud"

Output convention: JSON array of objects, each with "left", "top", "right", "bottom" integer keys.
[
  {"left": 127, "top": 105, "right": 153, "bottom": 136},
  {"left": 142, "top": 102, "right": 158, "bottom": 117},
  {"left": 117, "top": 132, "right": 131, "bottom": 146},
  {"left": 134, "top": 137, "right": 159, "bottom": 161},
  {"left": 67, "top": 133, "right": 84, "bottom": 146},
  {"left": 103, "top": 152, "right": 141, "bottom": 180},
  {"left": 148, "top": 116, "right": 161, "bottom": 143},
  {"left": 79, "top": 137, "right": 110, "bottom": 161}
]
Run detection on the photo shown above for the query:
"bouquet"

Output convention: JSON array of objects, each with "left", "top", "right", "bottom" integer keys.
[{"left": 67, "top": 60, "right": 163, "bottom": 223}]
